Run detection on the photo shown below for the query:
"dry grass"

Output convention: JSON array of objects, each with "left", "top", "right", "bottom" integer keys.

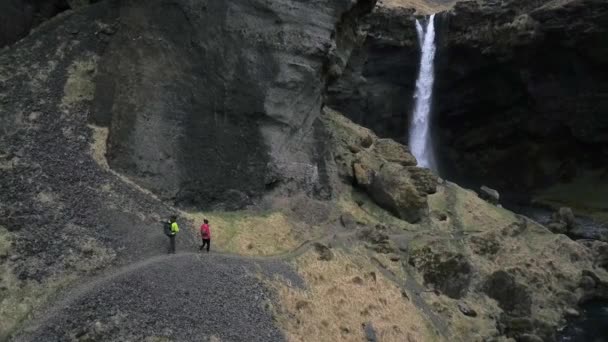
[
  {"left": 184, "top": 211, "right": 303, "bottom": 256},
  {"left": 378, "top": 0, "right": 456, "bottom": 14},
  {"left": 449, "top": 183, "right": 516, "bottom": 234},
  {"left": 420, "top": 293, "right": 501, "bottom": 342},
  {"left": 271, "top": 249, "right": 439, "bottom": 342},
  {"left": 88, "top": 124, "right": 110, "bottom": 170},
  {"left": 372, "top": 253, "right": 407, "bottom": 280},
  {"left": 61, "top": 56, "right": 98, "bottom": 109}
]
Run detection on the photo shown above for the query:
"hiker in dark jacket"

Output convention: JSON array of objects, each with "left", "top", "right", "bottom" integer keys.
[{"left": 199, "top": 219, "right": 211, "bottom": 252}]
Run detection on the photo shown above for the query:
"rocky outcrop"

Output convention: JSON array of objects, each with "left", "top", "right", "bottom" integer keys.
[
  {"left": 92, "top": 0, "right": 377, "bottom": 209},
  {"left": 479, "top": 185, "right": 500, "bottom": 205},
  {"left": 321, "top": 107, "right": 437, "bottom": 223},
  {"left": 327, "top": 0, "right": 608, "bottom": 204},
  {"left": 409, "top": 182, "right": 608, "bottom": 341}
]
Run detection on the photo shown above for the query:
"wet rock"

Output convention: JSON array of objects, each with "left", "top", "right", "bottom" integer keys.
[
  {"left": 479, "top": 186, "right": 500, "bottom": 205},
  {"left": 582, "top": 269, "right": 601, "bottom": 284},
  {"left": 547, "top": 221, "right": 568, "bottom": 234},
  {"left": 588, "top": 241, "right": 608, "bottom": 270},
  {"left": 313, "top": 243, "right": 334, "bottom": 261},
  {"left": 570, "top": 226, "right": 608, "bottom": 243},
  {"left": 550, "top": 207, "right": 577, "bottom": 231},
  {"left": 458, "top": 302, "right": 477, "bottom": 317},
  {"left": 564, "top": 308, "right": 580, "bottom": 318},
  {"left": 498, "top": 315, "right": 555, "bottom": 341}
]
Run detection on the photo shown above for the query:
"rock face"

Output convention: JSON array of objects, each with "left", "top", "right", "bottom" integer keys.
[
  {"left": 0, "top": 0, "right": 73, "bottom": 48},
  {"left": 326, "top": 4, "right": 419, "bottom": 144},
  {"left": 327, "top": 0, "right": 608, "bottom": 198},
  {"left": 321, "top": 107, "right": 437, "bottom": 223},
  {"left": 91, "top": 0, "right": 377, "bottom": 209}
]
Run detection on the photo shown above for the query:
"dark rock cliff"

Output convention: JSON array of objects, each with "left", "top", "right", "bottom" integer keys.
[
  {"left": 1, "top": 0, "right": 377, "bottom": 211},
  {"left": 90, "top": 0, "right": 377, "bottom": 209},
  {"left": 327, "top": 0, "right": 608, "bottom": 200},
  {"left": 0, "top": 0, "right": 101, "bottom": 48}
]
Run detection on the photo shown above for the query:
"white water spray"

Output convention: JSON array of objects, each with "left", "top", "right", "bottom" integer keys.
[{"left": 409, "top": 14, "right": 437, "bottom": 171}]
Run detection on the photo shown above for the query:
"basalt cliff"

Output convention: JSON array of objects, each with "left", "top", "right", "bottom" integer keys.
[{"left": 1, "top": 0, "right": 607, "bottom": 341}]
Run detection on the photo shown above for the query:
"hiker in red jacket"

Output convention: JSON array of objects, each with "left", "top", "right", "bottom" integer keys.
[{"left": 200, "top": 219, "right": 211, "bottom": 252}]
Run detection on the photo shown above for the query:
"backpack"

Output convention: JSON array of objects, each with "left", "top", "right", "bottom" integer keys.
[{"left": 163, "top": 221, "right": 173, "bottom": 236}]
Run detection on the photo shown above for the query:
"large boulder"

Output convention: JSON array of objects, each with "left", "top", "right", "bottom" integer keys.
[
  {"left": 367, "top": 163, "right": 435, "bottom": 223},
  {"left": 479, "top": 185, "right": 500, "bottom": 205},
  {"left": 322, "top": 107, "right": 437, "bottom": 223}
]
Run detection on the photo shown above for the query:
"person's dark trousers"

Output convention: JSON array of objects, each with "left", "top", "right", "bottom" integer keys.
[
  {"left": 200, "top": 239, "right": 210, "bottom": 252},
  {"left": 169, "top": 235, "right": 176, "bottom": 254}
]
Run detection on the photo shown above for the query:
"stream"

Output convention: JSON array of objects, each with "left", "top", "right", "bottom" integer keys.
[{"left": 557, "top": 300, "right": 608, "bottom": 342}]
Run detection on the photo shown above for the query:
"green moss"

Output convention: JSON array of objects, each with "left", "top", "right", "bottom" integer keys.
[{"left": 533, "top": 170, "right": 608, "bottom": 224}]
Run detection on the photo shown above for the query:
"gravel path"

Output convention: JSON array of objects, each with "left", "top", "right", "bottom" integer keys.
[{"left": 14, "top": 253, "right": 302, "bottom": 342}]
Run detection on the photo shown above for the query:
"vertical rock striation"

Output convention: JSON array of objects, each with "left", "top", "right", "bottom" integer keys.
[{"left": 92, "top": 0, "right": 377, "bottom": 209}]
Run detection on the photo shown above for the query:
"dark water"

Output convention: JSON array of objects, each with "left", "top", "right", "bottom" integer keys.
[
  {"left": 505, "top": 204, "right": 608, "bottom": 241},
  {"left": 557, "top": 301, "right": 608, "bottom": 342}
]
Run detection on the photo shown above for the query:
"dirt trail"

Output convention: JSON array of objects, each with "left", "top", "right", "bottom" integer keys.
[
  {"left": 14, "top": 252, "right": 302, "bottom": 342},
  {"left": 13, "top": 225, "right": 365, "bottom": 342}
]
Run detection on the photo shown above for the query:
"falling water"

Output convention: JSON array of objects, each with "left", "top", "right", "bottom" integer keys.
[{"left": 409, "top": 14, "right": 437, "bottom": 171}]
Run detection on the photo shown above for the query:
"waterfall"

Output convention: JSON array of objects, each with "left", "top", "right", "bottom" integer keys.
[{"left": 409, "top": 14, "right": 437, "bottom": 171}]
